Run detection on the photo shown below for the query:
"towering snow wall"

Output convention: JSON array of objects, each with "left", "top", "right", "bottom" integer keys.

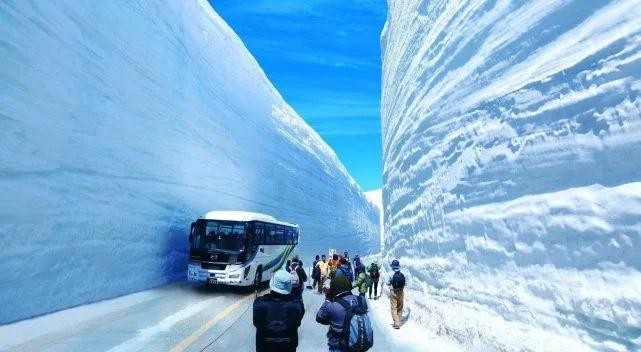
[
  {"left": 382, "top": 1, "right": 641, "bottom": 351},
  {"left": 0, "top": 0, "right": 379, "bottom": 324}
]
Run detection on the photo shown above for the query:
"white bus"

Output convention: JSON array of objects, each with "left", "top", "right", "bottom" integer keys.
[{"left": 187, "top": 211, "right": 300, "bottom": 287}]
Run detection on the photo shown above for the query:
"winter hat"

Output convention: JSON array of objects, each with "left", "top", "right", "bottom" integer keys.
[
  {"left": 270, "top": 269, "right": 292, "bottom": 295},
  {"left": 390, "top": 259, "right": 400, "bottom": 270},
  {"left": 330, "top": 276, "right": 351, "bottom": 297}
]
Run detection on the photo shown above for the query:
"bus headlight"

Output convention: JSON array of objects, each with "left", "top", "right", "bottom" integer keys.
[{"left": 228, "top": 273, "right": 240, "bottom": 279}]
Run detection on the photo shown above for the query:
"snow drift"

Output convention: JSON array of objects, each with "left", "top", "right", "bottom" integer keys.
[
  {"left": 381, "top": 0, "right": 641, "bottom": 351},
  {"left": 0, "top": 0, "right": 379, "bottom": 324}
]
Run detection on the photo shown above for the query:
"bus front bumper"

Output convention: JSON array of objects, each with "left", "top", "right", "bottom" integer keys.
[{"left": 187, "top": 262, "right": 248, "bottom": 285}]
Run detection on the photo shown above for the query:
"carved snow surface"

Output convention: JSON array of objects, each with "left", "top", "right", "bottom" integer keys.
[{"left": 381, "top": 0, "right": 641, "bottom": 350}]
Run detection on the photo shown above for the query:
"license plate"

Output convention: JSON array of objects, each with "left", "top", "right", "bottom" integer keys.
[{"left": 208, "top": 278, "right": 217, "bottom": 284}]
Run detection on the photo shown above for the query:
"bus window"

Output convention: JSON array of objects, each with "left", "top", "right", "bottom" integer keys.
[
  {"left": 265, "top": 224, "right": 275, "bottom": 244},
  {"left": 232, "top": 224, "right": 245, "bottom": 235},
  {"left": 254, "top": 222, "right": 264, "bottom": 244},
  {"left": 293, "top": 229, "right": 299, "bottom": 244},
  {"left": 284, "top": 228, "right": 292, "bottom": 244},
  {"left": 206, "top": 221, "right": 219, "bottom": 236},
  {"left": 275, "top": 226, "right": 285, "bottom": 244}
]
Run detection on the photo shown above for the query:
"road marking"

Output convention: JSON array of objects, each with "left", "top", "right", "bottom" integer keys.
[
  {"left": 170, "top": 291, "right": 259, "bottom": 352},
  {"left": 106, "top": 297, "right": 218, "bottom": 352}
]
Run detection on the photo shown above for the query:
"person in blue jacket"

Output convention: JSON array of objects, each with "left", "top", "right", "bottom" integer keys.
[
  {"left": 335, "top": 258, "right": 354, "bottom": 283},
  {"left": 315, "top": 276, "right": 368, "bottom": 352}
]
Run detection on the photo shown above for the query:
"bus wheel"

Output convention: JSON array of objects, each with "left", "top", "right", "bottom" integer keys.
[{"left": 254, "top": 267, "right": 263, "bottom": 289}]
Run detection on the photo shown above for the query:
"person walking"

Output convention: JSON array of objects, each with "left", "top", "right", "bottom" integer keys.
[
  {"left": 353, "top": 265, "right": 370, "bottom": 297},
  {"left": 328, "top": 254, "right": 340, "bottom": 271},
  {"left": 316, "top": 255, "right": 329, "bottom": 294},
  {"left": 367, "top": 260, "right": 380, "bottom": 299},
  {"left": 336, "top": 258, "right": 353, "bottom": 284},
  {"left": 291, "top": 257, "right": 307, "bottom": 300},
  {"left": 253, "top": 270, "right": 305, "bottom": 352},
  {"left": 316, "top": 276, "right": 370, "bottom": 352},
  {"left": 386, "top": 259, "right": 406, "bottom": 329},
  {"left": 312, "top": 255, "right": 321, "bottom": 290},
  {"left": 289, "top": 261, "right": 301, "bottom": 297}
]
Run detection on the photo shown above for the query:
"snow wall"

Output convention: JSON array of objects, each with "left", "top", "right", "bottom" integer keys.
[
  {"left": 382, "top": 1, "right": 641, "bottom": 351},
  {"left": 0, "top": 0, "right": 379, "bottom": 324}
]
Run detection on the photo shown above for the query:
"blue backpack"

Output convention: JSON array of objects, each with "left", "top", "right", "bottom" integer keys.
[{"left": 337, "top": 296, "right": 374, "bottom": 351}]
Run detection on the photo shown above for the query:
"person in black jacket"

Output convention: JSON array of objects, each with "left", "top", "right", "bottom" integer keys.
[
  {"left": 311, "top": 255, "right": 321, "bottom": 290},
  {"left": 253, "top": 270, "right": 305, "bottom": 352}
]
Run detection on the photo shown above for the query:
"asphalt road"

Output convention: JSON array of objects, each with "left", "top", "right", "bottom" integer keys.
[{"left": 0, "top": 282, "right": 414, "bottom": 352}]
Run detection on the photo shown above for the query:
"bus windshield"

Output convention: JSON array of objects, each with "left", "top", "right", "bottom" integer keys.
[{"left": 192, "top": 220, "right": 247, "bottom": 254}]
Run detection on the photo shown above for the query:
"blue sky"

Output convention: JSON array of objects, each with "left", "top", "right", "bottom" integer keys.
[{"left": 210, "top": 0, "right": 387, "bottom": 191}]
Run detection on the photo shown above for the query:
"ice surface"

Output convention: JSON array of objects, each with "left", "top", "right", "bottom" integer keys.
[
  {"left": 381, "top": 0, "right": 641, "bottom": 351},
  {"left": 0, "top": 0, "right": 378, "bottom": 324}
]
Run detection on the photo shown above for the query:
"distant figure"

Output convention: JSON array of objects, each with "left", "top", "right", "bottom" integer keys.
[
  {"left": 386, "top": 259, "right": 406, "bottom": 329},
  {"left": 289, "top": 261, "right": 301, "bottom": 293},
  {"left": 312, "top": 255, "right": 321, "bottom": 290},
  {"left": 316, "top": 276, "right": 373, "bottom": 352},
  {"left": 316, "top": 255, "right": 329, "bottom": 294},
  {"left": 367, "top": 260, "right": 381, "bottom": 299},
  {"left": 354, "top": 265, "right": 371, "bottom": 297},
  {"left": 291, "top": 257, "right": 307, "bottom": 300},
  {"left": 328, "top": 254, "right": 340, "bottom": 279},
  {"left": 335, "top": 258, "right": 354, "bottom": 283},
  {"left": 253, "top": 270, "right": 305, "bottom": 352},
  {"left": 353, "top": 254, "right": 363, "bottom": 270}
]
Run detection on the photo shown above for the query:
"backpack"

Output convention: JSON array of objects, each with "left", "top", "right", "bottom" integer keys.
[
  {"left": 297, "top": 266, "right": 308, "bottom": 283},
  {"left": 291, "top": 271, "right": 300, "bottom": 287},
  {"left": 258, "top": 295, "right": 302, "bottom": 346},
  {"left": 370, "top": 265, "right": 380, "bottom": 280},
  {"left": 337, "top": 296, "right": 374, "bottom": 352},
  {"left": 391, "top": 271, "right": 405, "bottom": 290},
  {"left": 364, "top": 274, "right": 372, "bottom": 288}
]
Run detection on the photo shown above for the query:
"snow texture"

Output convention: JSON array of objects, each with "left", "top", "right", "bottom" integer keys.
[
  {"left": 365, "top": 189, "right": 384, "bottom": 250},
  {"left": 381, "top": 0, "right": 641, "bottom": 351},
  {"left": 0, "top": 0, "right": 379, "bottom": 324}
]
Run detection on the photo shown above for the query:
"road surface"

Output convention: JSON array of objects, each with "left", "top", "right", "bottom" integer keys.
[{"left": 0, "top": 282, "right": 421, "bottom": 352}]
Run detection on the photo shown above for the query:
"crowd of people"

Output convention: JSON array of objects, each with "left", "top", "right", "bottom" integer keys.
[{"left": 252, "top": 252, "right": 406, "bottom": 352}]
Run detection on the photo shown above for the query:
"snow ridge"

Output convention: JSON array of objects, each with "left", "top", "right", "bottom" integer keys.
[
  {"left": 0, "top": 0, "right": 378, "bottom": 323},
  {"left": 382, "top": 0, "right": 641, "bottom": 351}
]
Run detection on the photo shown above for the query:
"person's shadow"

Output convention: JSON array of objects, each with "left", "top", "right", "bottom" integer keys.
[{"left": 401, "top": 307, "right": 411, "bottom": 325}]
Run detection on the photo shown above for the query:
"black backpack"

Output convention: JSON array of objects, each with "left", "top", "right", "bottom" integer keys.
[
  {"left": 369, "top": 264, "right": 380, "bottom": 279},
  {"left": 391, "top": 271, "right": 405, "bottom": 289},
  {"left": 297, "top": 266, "right": 308, "bottom": 283}
]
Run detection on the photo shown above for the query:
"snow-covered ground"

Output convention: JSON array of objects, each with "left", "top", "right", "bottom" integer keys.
[
  {"left": 0, "top": 283, "right": 426, "bottom": 352},
  {"left": 0, "top": 0, "right": 378, "bottom": 324},
  {"left": 381, "top": 0, "right": 641, "bottom": 351}
]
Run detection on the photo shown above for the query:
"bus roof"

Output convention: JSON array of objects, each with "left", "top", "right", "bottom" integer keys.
[{"left": 201, "top": 211, "right": 298, "bottom": 228}]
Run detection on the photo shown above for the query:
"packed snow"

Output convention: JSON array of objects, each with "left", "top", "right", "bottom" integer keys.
[
  {"left": 381, "top": 0, "right": 641, "bottom": 351},
  {"left": 0, "top": 0, "right": 378, "bottom": 324}
]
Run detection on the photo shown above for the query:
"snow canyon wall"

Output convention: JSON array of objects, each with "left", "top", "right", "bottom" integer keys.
[
  {"left": 0, "top": 0, "right": 379, "bottom": 323},
  {"left": 382, "top": 0, "right": 641, "bottom": 351}
]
